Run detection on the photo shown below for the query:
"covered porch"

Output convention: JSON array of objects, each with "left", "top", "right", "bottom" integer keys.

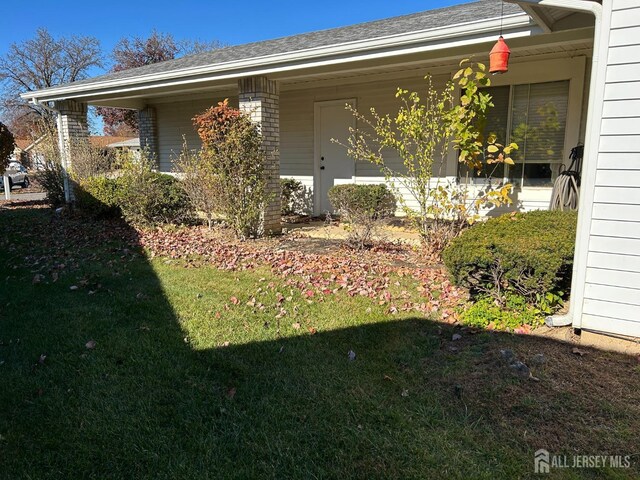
[{"left": 25, "top": 1, "right": 596, "bottom": 231}]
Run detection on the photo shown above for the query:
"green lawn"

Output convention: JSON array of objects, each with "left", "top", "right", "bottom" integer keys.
[{"left": 1, "top": 206, "right": 639, "bottom": 479}]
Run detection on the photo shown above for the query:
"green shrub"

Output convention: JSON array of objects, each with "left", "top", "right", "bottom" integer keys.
[
  {"left": 281, "top": 178, "right": 304, "bottom": 215},
  {"left": 460, "top": 294, "right": 544, "bottom": 330},
  {"left": 76, "top": 155, "right": 192, "bottom": 227},
  {"left": 76, "top": 176, "right": 122, "bottom": 217},
  {"left": 328, "top": 184, "right": 396, "bottom": 248},
  {"left": 328, "top": 184, "right": 396, "bottom": 220},
  {"left": 118, "top": 170, "right": 192, "bottom": 227},
  {"left": 443, "top": 210, "right": 577, "bottom": 305}
]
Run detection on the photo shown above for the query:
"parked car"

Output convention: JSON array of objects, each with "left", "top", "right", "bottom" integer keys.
[{"left": 1, "top": 161, "right": 30, "bottom": 190}]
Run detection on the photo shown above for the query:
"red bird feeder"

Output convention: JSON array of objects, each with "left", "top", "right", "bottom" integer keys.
[{"left": 489, "top": 36, "right": 511, "bottom": 74}]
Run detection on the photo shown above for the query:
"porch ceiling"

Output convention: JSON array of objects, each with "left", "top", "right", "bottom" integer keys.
[{"left": 508, "top": 0, "right": 600, "bottom": 32}]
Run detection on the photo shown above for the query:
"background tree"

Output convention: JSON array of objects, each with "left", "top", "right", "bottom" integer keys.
[
  {"left": 0, "top": 121, "right": 15, "bottom": 170},
  {"left": 97, "top": 31, "right": 223, "bottom": 135},
  {"left": 0, "top": 28, "right": 102, "bottom": 139}
]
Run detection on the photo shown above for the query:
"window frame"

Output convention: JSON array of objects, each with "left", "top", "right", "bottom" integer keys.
[{"left": 450, "top": 56, "right": 587, "bottom": 192}]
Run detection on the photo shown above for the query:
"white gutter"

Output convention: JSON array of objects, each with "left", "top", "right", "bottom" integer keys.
[
  {"left": 510, "top": 0, "right": 603, "bottom": 328},
  {"left": 21, "top": 13, "right": 531, "bottom": 102}
]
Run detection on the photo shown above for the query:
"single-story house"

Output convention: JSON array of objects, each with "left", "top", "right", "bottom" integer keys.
[
  {"left": 22, "top": 0, "right": 640, "bottom": 338},
  {"left": 12, "top": 136, "right": 46, "bottom": 169},
  {"left": 104, "top": 137, "right": 140, "bottom": 153}
]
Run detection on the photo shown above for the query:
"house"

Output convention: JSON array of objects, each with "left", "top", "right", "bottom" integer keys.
[
  {"left": 21, "top": 0, "right": 640, "bottom": 338},
  {"left": 13, "top": 136, "right": 47, "bottom": 169},
  {"left": 104, "top": 137, "right": 140, "bottom": 154}
]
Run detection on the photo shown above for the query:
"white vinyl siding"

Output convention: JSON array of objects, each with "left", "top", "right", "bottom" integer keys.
[
  {"left": 280, "top": 74, "right": 449, "bottom": 213},
  {"left": 580, "top": 0, "right": 640, "bottom": 337},
  {"left": 154, "top": 96, "right": 237, "bottom": 172}
]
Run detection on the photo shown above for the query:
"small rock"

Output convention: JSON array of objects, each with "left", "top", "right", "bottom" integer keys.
[
  {"left": 401, "top": 389, "right": 409, "bottom": 397},
  {"left": 530, "top": 353, "right": 545, "bottom": 367},
  {"left": 32, "top": 274, "right": 44, "bottom": 284},
  {"left": 509, "top": 361, "right": 530, "bottom": 378},
  {"left": 348, "top": 350, "right": 356, "bottom": 361},
  {"left": 85, "top": 340, "right": 97, "bottom": 350},
  {"left": 452, "top": 333, "right": 462, "bottom": 341},
  {"left": 69, "top": 285, "right": 79, "bottom": 291},
  {"left": 500, "top": 349, "right": 515, "bottom": 363},
  {"left": 196, "top": 293, "right": 203, "bottom": 299}
]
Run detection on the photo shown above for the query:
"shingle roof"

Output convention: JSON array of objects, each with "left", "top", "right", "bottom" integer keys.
[{"left": 31, "top": 0, "right": 524, "bottom": 94}]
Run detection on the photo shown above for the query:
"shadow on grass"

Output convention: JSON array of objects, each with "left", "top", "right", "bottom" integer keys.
[{"left": 1, "top": 206, "right": 639, "bottom": 479}]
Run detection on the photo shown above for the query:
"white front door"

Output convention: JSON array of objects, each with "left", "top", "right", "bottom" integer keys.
[{"left": 315, "top": 100, "right": 356, "bottom": 214}]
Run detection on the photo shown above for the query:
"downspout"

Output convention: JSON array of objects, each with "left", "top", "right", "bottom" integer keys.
[
  {"left": 30, "top": 98, "right": 72, "bottom": 204},
  {"left": 510, "top": 0, "right": 603, "bottom": 327}
]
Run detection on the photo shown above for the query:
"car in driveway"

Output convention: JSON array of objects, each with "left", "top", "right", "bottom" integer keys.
[{"left": 1, "top": 161, "right": 30, "bottom": 191}]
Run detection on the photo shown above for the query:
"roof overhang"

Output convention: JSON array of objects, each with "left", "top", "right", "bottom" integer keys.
[
  {"left": 22, "top": 12, "right": 535, "bottom": 104},
  {"left": 507, "top": 0, "right": 600, "bottom": 32}
]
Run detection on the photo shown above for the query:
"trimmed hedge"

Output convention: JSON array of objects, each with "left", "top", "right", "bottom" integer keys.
[
  {"left": 75, "top": 176, "right": 121, "bottom": 218},
  {"left": 328, "top": 184, "right": 396, "bottom": 220},
  {"left": 442, "top": 210, "right": 577, "bottom": 302},
  {"left": 76, "top": 172, "right": 192, "bottom": 226}
]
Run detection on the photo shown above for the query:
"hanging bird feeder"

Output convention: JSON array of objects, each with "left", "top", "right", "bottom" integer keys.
[{"left": 489, "top": 36, "right": 511, "bottom": 74}]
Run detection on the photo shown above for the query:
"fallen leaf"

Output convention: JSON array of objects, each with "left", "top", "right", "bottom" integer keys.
[
  {"left": 572, "top": 347, "right": 588, "bottom": 356},
  {"left": 292, "top": 322, "right": 301, "bottom": 330},
  {"left": 226, "top": 387, "right": 236, "bottom": 399},
  {"left": 85, "top": 340, "right": 97, "bottom": 350},
  {"left": 230, "top": 296, "right": 239, "bottom": 305},
  {"left": 69, "top": 285, "right": 79, "bottom": 291}
]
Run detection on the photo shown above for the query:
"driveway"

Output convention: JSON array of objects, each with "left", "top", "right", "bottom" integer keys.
[{"left": 2, "top": 191, "right": 46, "bottom": 202}]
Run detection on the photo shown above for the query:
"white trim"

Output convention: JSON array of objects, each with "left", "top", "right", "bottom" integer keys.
[
  {"left": 23, "top": 14, "right": 533, "bottom": 103},
  {"left": 313, "top": 99, "right": 356, "bottom": 215}
]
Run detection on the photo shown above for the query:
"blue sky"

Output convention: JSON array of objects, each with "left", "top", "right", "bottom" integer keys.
[
  {"left": 1, "top": 0, "right": 473, "bottom": 69},
  {"left": 1, "top": 0, "right": 474, "bottom": 133}
]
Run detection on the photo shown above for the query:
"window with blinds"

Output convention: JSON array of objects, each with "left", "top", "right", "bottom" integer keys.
[{"left": 458, "top": 80, "right": 570, "bottom": 187}]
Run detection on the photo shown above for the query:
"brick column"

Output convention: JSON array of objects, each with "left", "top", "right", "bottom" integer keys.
[
  {"left": 238, "top": 76, "right": 281, "bottom": 235},
  {"left": 138, "top": 106, "right": 158, "bottom": 166},
  {"left": 55, "top": 99, "right": 88, "bottom": 203}
]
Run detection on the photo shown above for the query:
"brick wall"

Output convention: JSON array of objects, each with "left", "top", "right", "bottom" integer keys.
[
  {"left": 55, "top": 99, "right": 89, "bottom": 202},
  {"left": 138, "top": 106, "right": 158, "bottom": 165},
  {"left": 238, "top": 76, "right": 281, "bottom": 235}
]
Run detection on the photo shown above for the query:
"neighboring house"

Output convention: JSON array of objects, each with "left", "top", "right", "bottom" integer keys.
[
  {"left": 13, "top": 136, "right": 47, "bottom": 169},
  {"left": 89, "top": 135, "right": 137, "bottom": 150},
  {"left": 21, "top": 0, "right": 640, "bottom": 337},
  {"left": 104, "top": 137, "right": 140, "bottom": 154}
]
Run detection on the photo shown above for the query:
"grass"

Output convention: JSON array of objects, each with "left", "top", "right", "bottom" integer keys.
[{"left": 1, "top": 206, "right": 640, "bottom": 479}]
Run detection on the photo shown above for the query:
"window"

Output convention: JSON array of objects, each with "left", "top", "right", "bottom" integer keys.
[{"left": 459, "top": 80, "right": 570, "bottom": 188}]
